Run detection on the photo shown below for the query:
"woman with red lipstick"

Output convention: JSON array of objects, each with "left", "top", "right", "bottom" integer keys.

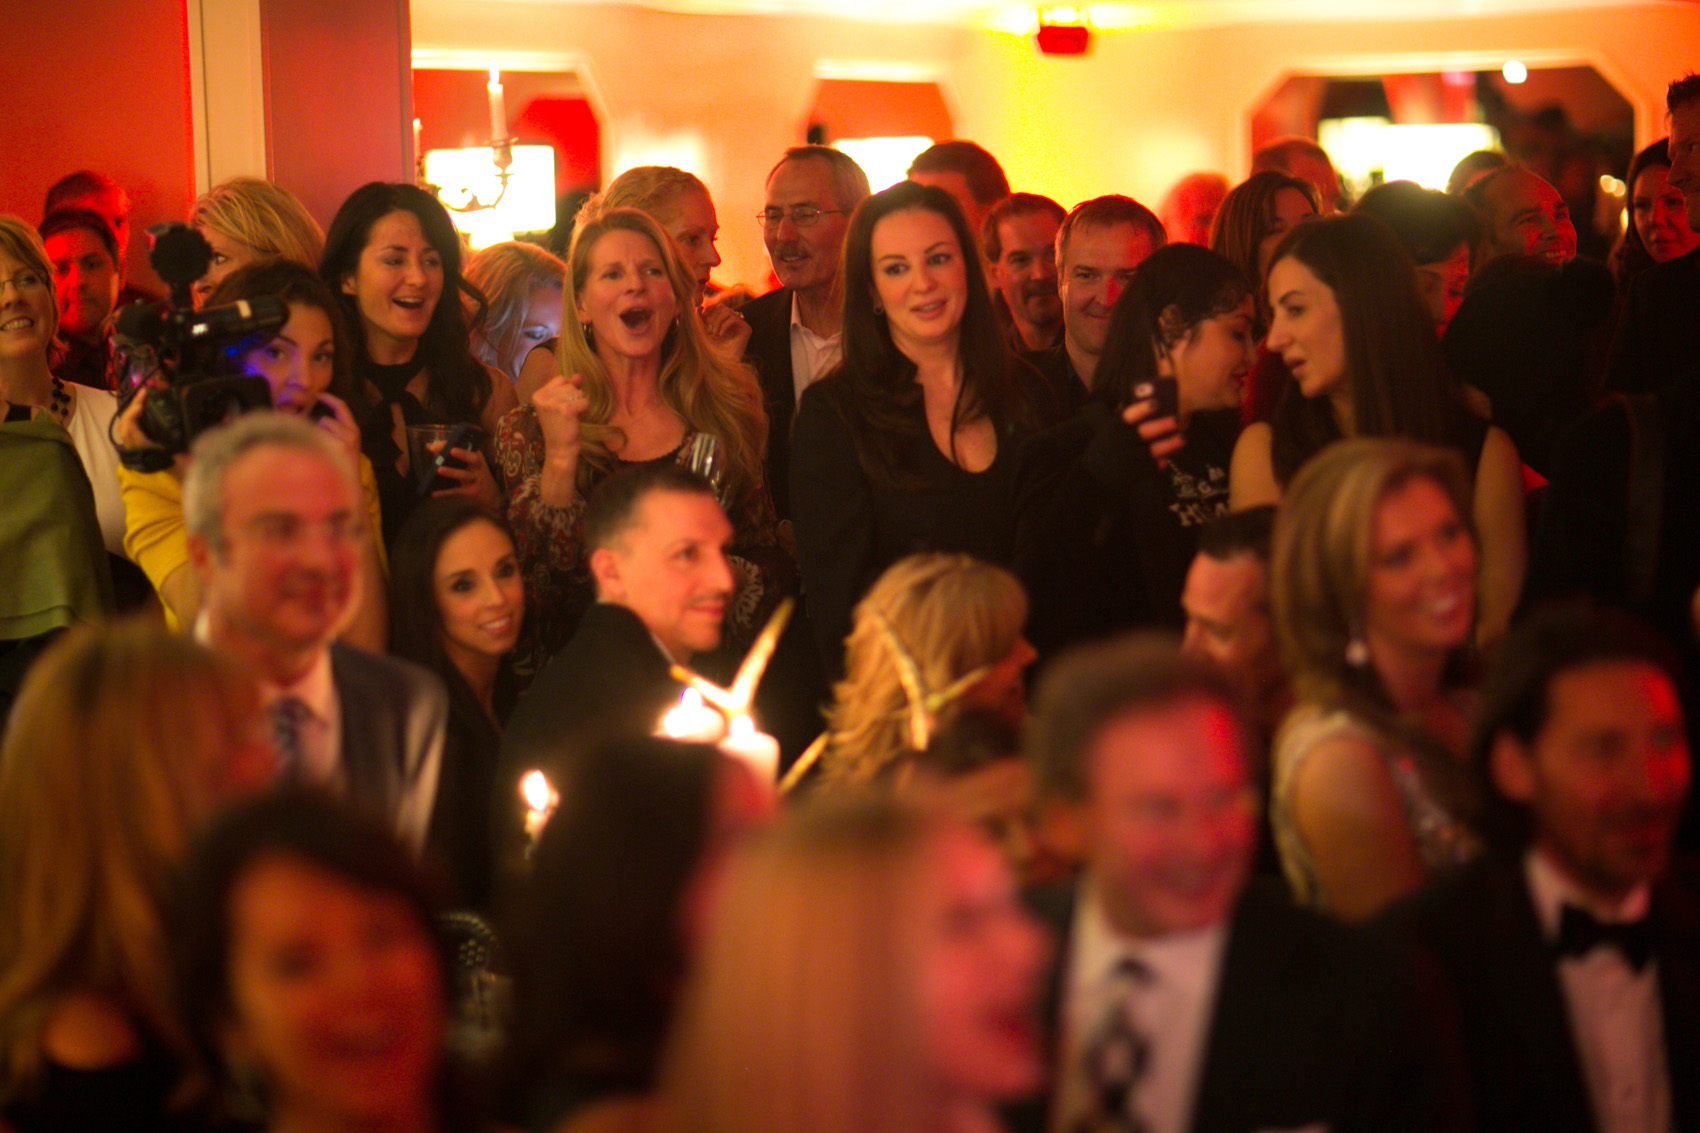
[
  {"left": 1611, "top": 138, "right": 1700, "bottom": 289},
  {"left": 658, "top": 795, "right": 1047, "bottom": 1133},
  {"left": 496, "top": 206, "right": 784, "bottom": 670},
  {"left": 791, "top": 181, "right": 1050, "bottom": 679},
  {"left": 1228, "top": 214, "right": 1526, "bottom": 642},
  {"left": 1268, "top": 438, "right": 1484, "bottom": 921},
  {"left": 1016, "top": 242, "right": 1256, "bottom": 654},
  {"left": 320, "top": 183, "right": 517, "bottom": 547},
  {"left": 390, "top": 497, "right": 526, "bottom": 912}
]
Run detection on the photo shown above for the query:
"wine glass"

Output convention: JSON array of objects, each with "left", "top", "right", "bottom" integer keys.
[{"left": 683, "top": 431, "right": 727, "bottom": 505}]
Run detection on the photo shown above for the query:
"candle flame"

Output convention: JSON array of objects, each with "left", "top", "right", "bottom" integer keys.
[
  {"left": 729, "top": 713, "right": 755, "bottom": 739},
  {"left": 520, "top": 769, "right": 554, "bottom": 811}
]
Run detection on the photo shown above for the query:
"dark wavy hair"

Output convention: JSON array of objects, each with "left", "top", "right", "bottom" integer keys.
[
  {"left": 1352, "top": 180, "right": 1479, "bottom": 267},
  {"left": 1611, "top": 138, "right": 1671, "bottom": 289},
  {"left": 1266, "top": 213, "right": 1460, "bottom": 486},
  {"left": 832, "top": 180, "right": 1028, "bottom": 489},
  {"left": 170, "top": 789, "right": 479, "bottom": 1128},
  {"left": 205, "top": 257, "right": 368, "bottom": 421},
  {"left": 1094, "top": 242, "right": 1252, "bottom": 406},
  {"left": 319, "top": 182, "right": 491, "bottom": 425},
  {"left": 388, "top": 496, "right": 520, "bottom": 725}
]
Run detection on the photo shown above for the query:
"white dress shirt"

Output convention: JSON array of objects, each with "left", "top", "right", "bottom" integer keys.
[
  {"left": 1052, "top": 878, "right": 1228, "bottom": 1133},
  {"left": 1526, "top": 848, "right": 1671, "bottom": 1133},
  {"left": 788, "top": 292, "right": 842, "bottom": 404}
]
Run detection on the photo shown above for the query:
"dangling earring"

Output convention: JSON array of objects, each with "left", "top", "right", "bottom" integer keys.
[{"left": 1345, "top": 634, "right": 1370, "bottom": 668}]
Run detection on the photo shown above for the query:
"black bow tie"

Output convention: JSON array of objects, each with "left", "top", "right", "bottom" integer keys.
[{"left": 1554, "top": 903, "right": 1655, "bottom": 971}]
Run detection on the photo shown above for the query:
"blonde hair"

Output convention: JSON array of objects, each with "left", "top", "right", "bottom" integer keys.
[
  {"left": 1271, "top": 438, "right": 1480, "bottom": 814},
  {"left": 188, "top": 177, "right": 324, "bottom": 269},
  {"left": 0, "top": 619, "right": 263, "bottom": 1099},
  {"left": 592, "top": 166, "right": 709, "bottom": 231},
  {"left": 823, "top": 554, "right": 1028, "bottom": 785},
  {"left": 0, "top": 215, "right": 61, "bottom": 357},
  {"left": 464, "top": 241, "right": 566, "bottom": 376},
  {"left": 558, "top": 207, "right": 766, "bottom": 503},
  {"left": 658, "top": 796, "right": 946, "bottom": 1133}
]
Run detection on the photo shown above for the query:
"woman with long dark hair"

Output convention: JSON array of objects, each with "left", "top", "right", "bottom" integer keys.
[
  {"left": 791, "top": 180, "right": 1049, "bottom": 677},
  {"left": 320, "top": 182, "right": 516, "bottom": 544},
  {"left": 1229, "top": 213, "right": 1526, "bottom": 640},
  {"left": 1017, "top": 242, "right": 1254, "bottom": 652},
  {"left": 390, "top": 497, "right": 526, "bottom": 911}
]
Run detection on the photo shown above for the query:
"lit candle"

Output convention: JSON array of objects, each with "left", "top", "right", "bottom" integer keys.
[
  {"left": 720, "top": 714, "right": 780, "bottom": 783},
  {"left": 658, "top": 687, "right": 725, "bottom": 743},
  {"left": 520, "top": 768, "right": 558, "bottom": 854},
  {"left": 487, "top": 66, "right": 507, "bottom": 142}
]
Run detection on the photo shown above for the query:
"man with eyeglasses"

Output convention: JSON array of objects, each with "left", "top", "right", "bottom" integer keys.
[
  {"left": 183, "top": 413, "right": 446, "bottom": 854},
  {"left": 740, "top": 145, "right": 871, "bottom": 521}
]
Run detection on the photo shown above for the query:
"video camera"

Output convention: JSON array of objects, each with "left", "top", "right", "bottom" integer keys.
[{"left": 114, "top": 224, "right": 284, "bottom": 471}]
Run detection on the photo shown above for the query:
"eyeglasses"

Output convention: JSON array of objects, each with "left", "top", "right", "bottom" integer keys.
[
  {"left": 756, "top": 206, "right": 843, "bottom": 229},
  {"left": 0, "top": 271, "right": 46, "bottom": 295}
]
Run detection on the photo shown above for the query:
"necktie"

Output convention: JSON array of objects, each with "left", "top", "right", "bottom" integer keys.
[
  {"left": 1554, "top": 903, "right": 1655, "bottom": 972},
  {"left": 1075, "top": 956, "right": 1152, "bottom": 1133},
  {"left": 269, "top": 696, "right": 312, "bottom": 780}
]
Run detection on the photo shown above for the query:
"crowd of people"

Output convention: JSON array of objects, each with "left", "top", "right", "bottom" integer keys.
[{"left": 2, "top": 68, "right": 1700, "bottom": 1133}]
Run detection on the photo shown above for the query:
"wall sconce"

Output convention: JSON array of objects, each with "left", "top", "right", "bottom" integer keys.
[
  {"left": 416, "top": 66, "right": 515, "bottom": 215},
  {"left": 422, "top": 144, "right": 556, "bottom": 249}
]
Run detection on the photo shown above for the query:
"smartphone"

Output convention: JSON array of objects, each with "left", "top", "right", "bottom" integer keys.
[
  {"left": 1132, "top": 376, "right": 1179, "bottom": 422},
  {"left": 417, "top": 422, "right": 473, "bottom": 497}
]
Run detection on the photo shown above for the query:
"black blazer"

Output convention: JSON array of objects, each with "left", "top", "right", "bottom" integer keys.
[
  {"left": 330, "top": 642, "right": 449, "bottom": 854},
  {"left": 740, "top": 287, "right": 798, "bottom": 521},
  {"left": 1011, "top": 880, "right": 1443, "bottom": 1133},
  {"left": 1379, "top": 852, "right": 1700, "bottom": 1133}
]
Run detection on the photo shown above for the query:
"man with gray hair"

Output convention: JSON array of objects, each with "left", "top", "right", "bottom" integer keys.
[
  {"left": 184, "top": 413, "right": 446, "bottom": 852},
  {"left": 742, "top": 144, "right": 871, "bottom": 520}
]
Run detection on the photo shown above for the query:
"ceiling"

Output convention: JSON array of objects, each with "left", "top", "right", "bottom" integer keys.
[{"left": 494, "top": 0, "right": 1693, "bottom": 32}]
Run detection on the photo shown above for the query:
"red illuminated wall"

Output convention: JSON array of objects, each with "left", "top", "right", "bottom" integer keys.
[{"left": 2, "top": 0, "right": 195, "bottom": 294}]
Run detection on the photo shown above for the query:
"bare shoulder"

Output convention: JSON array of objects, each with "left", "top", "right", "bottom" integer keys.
[{"left": 1229, "top": 421, "right": 1280, "bottom": 509}]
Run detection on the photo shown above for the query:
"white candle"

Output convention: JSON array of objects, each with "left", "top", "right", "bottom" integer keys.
[
  {"left": 720, "top": 714, "right": 780, "bottom": 783},
  {"left": 487, "top": 66, "right": 507, "bottom": 142},
  {"left": 412, "top": 117, "right": 423, "bottom": 160},
  {"left": 659, "top": 688, "right": 725, "bottom": 743}
]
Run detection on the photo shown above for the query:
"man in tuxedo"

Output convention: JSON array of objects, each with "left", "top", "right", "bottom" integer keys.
[
  {"left": 185, "top": 413, "right": 447, "bottom": 852},
  {"left": 1383, "top": 603, "right": 1700, "bottom": 1133},
  {"left": 742, "top": 145, "right": 871, "bottom": 519},
  {"left": 1015, "top": 635, "right": 1433, "bottom": 1133}
]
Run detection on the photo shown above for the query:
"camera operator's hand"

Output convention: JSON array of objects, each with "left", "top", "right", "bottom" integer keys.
[
  {"left": 429, "top": 441, "right": 503, "bottom": 512},
  {"left": 309, "top": 393, "right": 362, "bottom": 465},
  {"left": 112, "top": 386, "right": 191, "bottom": 476}
]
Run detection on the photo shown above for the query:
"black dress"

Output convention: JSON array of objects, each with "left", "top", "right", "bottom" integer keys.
[
  {"left": 1015, "top": 401, "right": 1238, "bottom": 658},
  {"left": 790, "top": 372, "right": 1026, "bottom": 678}
]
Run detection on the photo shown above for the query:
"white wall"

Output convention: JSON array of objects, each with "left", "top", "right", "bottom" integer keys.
[{"left": 413, "top": 0, "right": 1700, "bottom": 290}]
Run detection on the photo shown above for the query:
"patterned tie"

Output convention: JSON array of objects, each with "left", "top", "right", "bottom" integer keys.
[
  {"left": 269, "top": 696, "right": 312, "bottom": 780},
  {"left": 1074, "top": 956, "right": 1153, "bottom": 1133}
]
